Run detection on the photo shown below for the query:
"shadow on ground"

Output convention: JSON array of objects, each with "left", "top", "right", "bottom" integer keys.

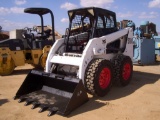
[
  {"left": 11, "top": 67, "right": 43, "bottom": 76},
  {"left": 68, "top": 70, "right": 160, "bottom": 117},
  {"left": 133, "top": 61, "right": 160, "bottom": 66},
  {"left": 103, "top": 70, "right": 160, "bottom": 101},
  {"left": 11, "top": 69, "right": 31, "bottom": 75},
  {"left": 0, "top": 99, "right": 9, "bottom": 106}
]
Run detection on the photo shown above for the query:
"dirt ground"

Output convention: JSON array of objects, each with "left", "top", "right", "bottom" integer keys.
[{"left": 0, "top": 63, "right": 160, "bottom": 120}]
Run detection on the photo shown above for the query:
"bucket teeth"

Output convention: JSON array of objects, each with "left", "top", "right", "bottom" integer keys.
[
  {"left": 18, "top": 97, "right": 27, "bottom": 103},
  {"left": 24, "top": 99, "right": 34, "bottom": 106},
  {"left": 39, "top": 105, "right": 49, "bottom": 113},
  {"left": 48, "top": 107, "right": 59, "bottom": 117},
  {"left": 13, "top": 96, "right": 20, "bottom": 100},
  {"left": 48, "top": 111, "right": 55, "bottom": 117},
  {"left": 31, "top": 102, "right": 40, "bottom": 109}
]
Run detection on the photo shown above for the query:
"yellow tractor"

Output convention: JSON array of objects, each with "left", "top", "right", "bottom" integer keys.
[{"left": 0, "top": 8, "right": 55, "bottom": 75}]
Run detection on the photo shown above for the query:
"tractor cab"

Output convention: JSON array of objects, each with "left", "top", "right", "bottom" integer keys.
[{"left": 65, "top": 7, "right": 118, "bottom": 53}]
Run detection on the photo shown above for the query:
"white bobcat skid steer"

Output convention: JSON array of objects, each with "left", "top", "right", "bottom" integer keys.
[{"left": 14, "top": 7, "right": 133, "bottom": 116}]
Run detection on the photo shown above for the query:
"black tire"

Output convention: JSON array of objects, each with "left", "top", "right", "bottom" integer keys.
[
  {"left": 112, "top": 54, "right": 133, "bottom": 86},
  {"left": 84, "top": 58, "right": 113, "bottom": 97}
]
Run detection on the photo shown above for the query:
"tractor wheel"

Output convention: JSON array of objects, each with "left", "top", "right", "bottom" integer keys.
[
  {"left": 0, "top": 57, "right": 15, "bottom": 76},
  {"left": 31, "top": 53, "right": 47, "bottom": 70},
  {"left": 84, "top": 58, "right": 113, "bottom": 97},
  {"left": 112, "top": 54, "right": 133, "bottom": 86},
  {"left": 39, "top": 53, "right": 48, "bottom": 69}
]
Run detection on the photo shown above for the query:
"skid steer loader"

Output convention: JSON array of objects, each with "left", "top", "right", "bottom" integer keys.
[
  {"left": 14, "top": 7, "right": 133, "bottom": 116},
  {"left": 0, "top": 8, "right": 55, "bottom": 75}
]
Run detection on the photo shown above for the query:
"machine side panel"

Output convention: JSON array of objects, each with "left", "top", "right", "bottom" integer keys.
[{"left": 141, "top": 39, "right": 155, "bottom": 64}]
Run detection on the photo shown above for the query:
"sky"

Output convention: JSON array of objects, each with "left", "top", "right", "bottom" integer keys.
[{"left": 0, "top": 0, "right": 160, "bottom": 34}]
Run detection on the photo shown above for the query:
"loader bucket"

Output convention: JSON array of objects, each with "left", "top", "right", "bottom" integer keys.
[{"left": 14, "top": 70, "right": 89, "bottom": 116}]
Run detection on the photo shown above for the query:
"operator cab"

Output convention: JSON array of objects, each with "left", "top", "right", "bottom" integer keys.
[
  {"left": 65, "top": 7, "right": 118, "bottom": 53},
  {"left": 22, "top": 8, "right": 55, "bottom": 49}
]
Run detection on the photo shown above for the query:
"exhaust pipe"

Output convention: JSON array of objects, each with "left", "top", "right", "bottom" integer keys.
[{"left": 14, "top": 70, "right": 89, "bottom": 116}]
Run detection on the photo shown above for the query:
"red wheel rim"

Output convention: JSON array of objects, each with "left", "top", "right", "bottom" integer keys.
[
  {"left": 122, "top": 63, "right": 131, "bottom": 81},
  {"left": 99, "top": 68, "right": 111, "bottom": 89}
]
